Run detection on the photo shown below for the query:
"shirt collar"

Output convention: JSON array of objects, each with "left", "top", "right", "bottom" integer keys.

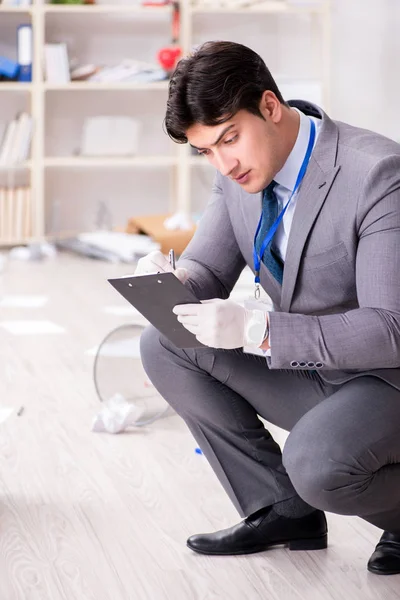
[{"left": 274, "top": 108, "right": 313, "bottom": 193}]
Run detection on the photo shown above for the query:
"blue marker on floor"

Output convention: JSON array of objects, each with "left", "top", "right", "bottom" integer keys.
[{"left": 195, "top": 447, "right": 203, "bottom": 455}]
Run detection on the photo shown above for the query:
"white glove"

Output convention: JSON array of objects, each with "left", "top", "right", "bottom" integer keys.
[
  {"left": 134, "top": 250, "right": 188, "bottom": 283},
  {"left": 173, "top": 298, "right": 267, "bottom": 349}
]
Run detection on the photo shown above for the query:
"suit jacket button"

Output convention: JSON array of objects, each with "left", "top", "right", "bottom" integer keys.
[
  {"left": 307, "top": 362, "right": 315, "bottom": 368},
  {"left": 299, "top": 361, "right": 307, "bottom": 367},
  {"left": 315, "top": 362, "right": 324, "bottom": 368},
  {"left": 290, "top": 361, "right": 299, "bottom": 368}
]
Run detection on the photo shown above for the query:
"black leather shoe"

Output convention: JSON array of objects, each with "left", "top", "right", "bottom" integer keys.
[
  {"left": 187, "top": 507, "right": 327, "bottom": 555},
  {"left": 368, "top": 532, "right": 400, "bottom": 575}
]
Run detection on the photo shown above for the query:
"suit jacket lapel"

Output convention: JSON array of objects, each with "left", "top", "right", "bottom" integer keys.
[
  {"left": 281, "top": 106, "right": 341, "bottom": 312},
  {"left": 281, "top": 162, "right": 340, "bottom": 312}
]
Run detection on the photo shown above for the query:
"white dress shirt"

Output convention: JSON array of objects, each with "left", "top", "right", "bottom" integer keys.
[
  {"left": 271, "top": 108, "right": 322, "bottom": 262},
  {"left": 264, "top": 108, "right": 322, "bottom": 355}
]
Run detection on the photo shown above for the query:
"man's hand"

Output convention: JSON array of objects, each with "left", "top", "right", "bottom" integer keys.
[
  {"left": 173, "top": 298, "right": 266, "bottom": 349},
  {"left": 134, "top": 250, "right": 188, "bottom": 283}
]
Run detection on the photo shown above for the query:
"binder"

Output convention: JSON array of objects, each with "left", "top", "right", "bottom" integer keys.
[
  {"left": 0, "top": 56, "right": 19, "bottom": 80},
  {"left": 17, "top": 24, "right": 32, "bottom": 83}
]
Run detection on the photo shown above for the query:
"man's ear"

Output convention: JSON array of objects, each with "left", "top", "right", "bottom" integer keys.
[{"left": 259, "top": 90, "right": 283, "bottom": 124}]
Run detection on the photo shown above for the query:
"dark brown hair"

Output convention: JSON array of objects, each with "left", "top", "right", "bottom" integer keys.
[{"left": 165, "top": 40, "right": 286, "bottom": 144}]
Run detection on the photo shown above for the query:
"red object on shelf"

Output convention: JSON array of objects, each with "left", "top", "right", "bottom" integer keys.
[
  {"left": 156, "top": 1, "right": 181, "bottom": 73},
  {"left": 157, "top": 46, "right": 181, "bottom": 71}
]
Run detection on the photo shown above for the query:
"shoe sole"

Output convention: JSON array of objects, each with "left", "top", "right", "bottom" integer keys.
[
  {"left": 187, "top": 533, "right": 328, "bottom": 556},
  {"left": 367, "top": 565, "right": 400, "bottom": 576}
]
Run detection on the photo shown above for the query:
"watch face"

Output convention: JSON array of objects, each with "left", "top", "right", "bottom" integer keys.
[{"left": 247, "top": 322, "right": 265, "bottom": 344}]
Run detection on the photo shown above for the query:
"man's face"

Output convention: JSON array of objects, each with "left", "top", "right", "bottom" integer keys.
[{"left": 187, "top": 100, "right": 286, "bottom": 194}]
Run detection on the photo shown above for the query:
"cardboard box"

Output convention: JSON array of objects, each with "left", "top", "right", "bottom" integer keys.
[{"left": 126, "top": 214, "right": 196, "bottom": 256}]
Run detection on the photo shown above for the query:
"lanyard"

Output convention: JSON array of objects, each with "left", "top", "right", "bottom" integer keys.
[{"left": 252, "top": 118, "right": 316, "bottom": 298}]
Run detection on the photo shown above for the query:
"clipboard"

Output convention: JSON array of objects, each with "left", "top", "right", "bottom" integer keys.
[{"left": 108, "top": 272, "right": 203, "bottom": 348}]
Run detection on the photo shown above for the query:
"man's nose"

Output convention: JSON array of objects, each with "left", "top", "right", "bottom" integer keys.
[{"left": 215, "top": 154, "right": 238, "bottom": 178}]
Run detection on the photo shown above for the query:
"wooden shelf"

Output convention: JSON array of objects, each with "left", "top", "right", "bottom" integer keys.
[
  {"left": 42, "top": 4, "right": 172, "bottom": 15},
  {"left": 44, "top": 156, "right": 177, "bottom": 168},
  {"left": 0, "top": 5, "right": 32, "bottom": 13},
  {"left": 191, "top": 1, "right": 326, "bottom": 14},
  {"left": 0, "top": 161, "right": 32, "bottom": 170},
  {"left": 43, "top": 81, "right": 169, "bottom": 91},
  {"left": 0, "top": 83, "right": 32, "bottom": 92},
  {"left": 0, "top": 238, "right": 33, "bottom": 247}
]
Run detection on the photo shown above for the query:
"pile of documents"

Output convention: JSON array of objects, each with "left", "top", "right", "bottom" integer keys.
[
  {"left": 191, "top": 0, "right": 284, "bottom": 7},
  {"left": 190, "top": 0, "right": 320, "bottom": 7},
  {"left": 57, "top": 230, "right": 160, "bottom": 263},
  {"left": 88, "top": 60, "right": 167, "bottom": 84}
]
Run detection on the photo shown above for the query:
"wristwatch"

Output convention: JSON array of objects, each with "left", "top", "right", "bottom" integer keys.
[{"left": 245, "top": 309, "right": 269, "bottom": 347}]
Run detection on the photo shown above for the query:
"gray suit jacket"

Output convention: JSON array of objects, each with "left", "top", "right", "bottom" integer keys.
[{"left": 179, "top": 100, "right": 400, "bottom": 391}]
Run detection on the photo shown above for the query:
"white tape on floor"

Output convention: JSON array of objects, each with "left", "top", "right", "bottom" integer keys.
[
  {"left": 0, "top": 320, "right": 65, "bottom": 335},
  {"left": 0, "top": 295, "right": 49, "bottom": 308}
]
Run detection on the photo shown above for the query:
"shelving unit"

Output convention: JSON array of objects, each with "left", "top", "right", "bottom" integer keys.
[
  {"left": 0, "top": 83, "right": 32, "bottom": 91},
  {"left": 191, "top": 2, "right": 326, "bottom": 14},
  {"left": 44, "top": 156, "right": 177, "bottom": 168},
  {"left": 0, "top": 0, "right": 331, "bottom": 246},
  {"left": 42, "top": 81, "right": 169, "bottom": 91},
  {"left": 43, "top": 4, "right": 172, "bottom": 13}
]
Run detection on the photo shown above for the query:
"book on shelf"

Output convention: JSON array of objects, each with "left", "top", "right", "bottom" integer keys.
[
  {"left": 0, "top": 186, "right": 32, "bottom": 241},
  {"left": 44, "top": 43, "right": 70, "bottom": 84},
  {"left": 0, "top": 112, "right": 33, "bottom": 166}
]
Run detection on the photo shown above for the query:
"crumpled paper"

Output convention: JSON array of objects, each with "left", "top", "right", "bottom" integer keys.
[
  {"left": 163, "top": 211, "right": 193, "bottom": 231},
  {"left": 9, "top": 243, "right": 56, "bottom": 261},
  {"left": 92, "top": 393, "right": 145, "bottom": 434}
]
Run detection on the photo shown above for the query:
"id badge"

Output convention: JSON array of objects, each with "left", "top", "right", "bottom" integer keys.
[{"left": 243, "top": 293, "right": 272, "bottom": 357}]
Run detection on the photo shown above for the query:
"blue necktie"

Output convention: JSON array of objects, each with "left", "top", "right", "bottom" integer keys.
[{"left": 255, "top": 181, "right": 284, "bottom": 284}]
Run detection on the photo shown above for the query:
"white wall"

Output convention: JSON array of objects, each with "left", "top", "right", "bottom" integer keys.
[{"left": 331, "top": 0, "right": 400, "bottom": 140}]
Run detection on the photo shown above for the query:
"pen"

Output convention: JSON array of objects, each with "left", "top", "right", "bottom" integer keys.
[{"left": 169, "top": 248, "right": 176, "bottom": 270}]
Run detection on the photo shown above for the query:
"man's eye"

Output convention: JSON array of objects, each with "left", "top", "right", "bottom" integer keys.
[
  {"left": 225, "top": 135, "right": 238, "bottom": 145},
  {"left": 198, "top": 150, "right": 210, "bottom": 156}
]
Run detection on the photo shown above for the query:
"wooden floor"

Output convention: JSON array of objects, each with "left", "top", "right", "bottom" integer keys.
[{"left": 0, "top": 252, "right": 398, "bottom": 600}]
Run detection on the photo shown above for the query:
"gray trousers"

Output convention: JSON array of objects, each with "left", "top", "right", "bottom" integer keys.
[{"left": 140, "top": 326, "right": 400, "bottom": 534}]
